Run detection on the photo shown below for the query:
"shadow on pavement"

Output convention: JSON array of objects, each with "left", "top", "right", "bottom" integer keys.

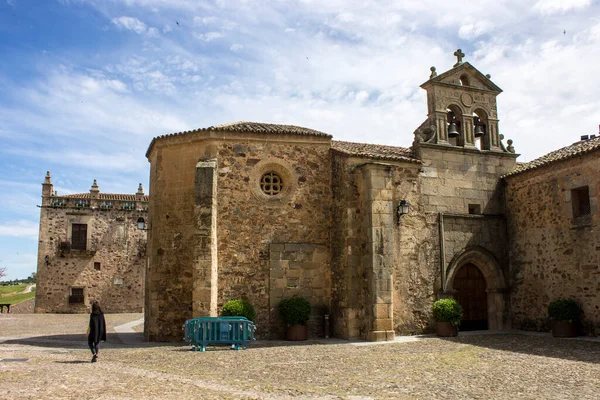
[
  {"left": 55, "top": 360, "right": 90, "bottom": 364},
  {"left": 438, "top": 332, "right": 600, "bottom": 364},
  {"left": 1, "top": 332, "right": 179, "bottom": 349}
]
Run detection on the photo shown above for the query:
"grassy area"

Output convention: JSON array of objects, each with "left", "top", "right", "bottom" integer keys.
[
  {"left": 0, "top": 288, "right": 36, "bottom": 305},
  {"left": 0, "top": 283, "right": 29, "bottom": 296}
]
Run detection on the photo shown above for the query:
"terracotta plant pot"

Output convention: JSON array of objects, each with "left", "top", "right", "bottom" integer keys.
[
  {"left": 435, "top": 321, "right": 458, "bottom": 337},
  {"left": 286, "top": 324, "right": 308, "bottom": 341},
  {"left": 551, "top": 321, "right": 577, "bottom": 338}
]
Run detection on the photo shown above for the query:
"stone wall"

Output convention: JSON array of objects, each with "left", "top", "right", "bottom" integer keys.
[
  {"left": 330, "top": 144, "right": 516, "bottom": 338},
  {"left": 145, "top": 133, "right": 332, "bottom": 341},
  {"left": 393, "top": 144, "right": 516, "bottom": 332},
  {"left": 269, "top": 243, "right": 330, "bottom": 339},
  {"left": 35, "top": 206, "right": 147, "bottom": 314},
  {"left": 505, "top": 151, "right": 600, "bottom": 335},
  {"left": 330, "top": 155, "right": 367, "bottom": 339}
]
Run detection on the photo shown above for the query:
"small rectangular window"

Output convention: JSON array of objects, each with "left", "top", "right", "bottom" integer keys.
[
  {"left": 69, "top": 287, "right": 84, "bottom": 304},
  {"left": 572, "top": 186, "right": 591, "bottom": 218},
  {"left": 71, "top": 224, "right": 87, "bottom": 250},
  {"left": 94, "top": 262, "right": 101, "bottom": 271},
  {"left": 468, "top": 204, "right": 481, "bottom": 215}
]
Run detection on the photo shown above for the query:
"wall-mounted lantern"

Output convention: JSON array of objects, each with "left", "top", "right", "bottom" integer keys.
[
  {"left": 397, "top": 200, "right": 410, "bottom": 224},
  {"left": 136, "top": 217, "right": 146, "bottom": 230}
]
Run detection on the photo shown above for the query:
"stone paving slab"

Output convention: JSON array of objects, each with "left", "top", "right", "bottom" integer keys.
[{"left": 1, "top": 314, "right": 599, "bottom": 399}]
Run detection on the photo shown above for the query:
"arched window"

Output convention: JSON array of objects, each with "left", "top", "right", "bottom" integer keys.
[{"left": 459, "top": 74, "right": 470, "bottom": 86}]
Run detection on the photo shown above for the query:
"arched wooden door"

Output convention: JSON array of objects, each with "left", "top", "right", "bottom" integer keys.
[{"left": 453, "top": 263, "right": 488, "bottom": 330}]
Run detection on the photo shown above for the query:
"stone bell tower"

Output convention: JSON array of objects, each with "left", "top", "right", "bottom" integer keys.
[{"left": 414, "top": 49, "right": 514, "bottom": 153}]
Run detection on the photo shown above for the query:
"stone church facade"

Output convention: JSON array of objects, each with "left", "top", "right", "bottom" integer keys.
[
  {"left": 144, "top": 53, "right": 529, "bottom": 341},
  {"left": 34, "top": 173, "right": 148, "bottom": 313},
  {"left": 34, "top": 51, "right": 599, "bottom": 339}
]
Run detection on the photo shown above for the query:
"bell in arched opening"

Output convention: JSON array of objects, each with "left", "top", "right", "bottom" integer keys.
[
  {"left": 474, "top": 116, "right": 486, "bottom": 138},
  {"left": 447, "top": 110, "right": 460, "bottom": 138}
]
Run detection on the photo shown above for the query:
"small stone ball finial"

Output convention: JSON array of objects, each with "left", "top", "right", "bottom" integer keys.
[
  {"left": 485, "top": 74, "right": 491, "bottom": 79},
  {"left": 507, "top": 139, "right": 515, "bottom": 153},
  {"left": 429, "top": 66, "right": 437, "bottom": 79}
]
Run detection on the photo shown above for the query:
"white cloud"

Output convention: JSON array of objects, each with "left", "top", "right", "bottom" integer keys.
[
  {"left": 111, "top": 16, "right": 161, "bottom": 37},
  {"left": 112, "top": 16, "right": 148, "bottom": 34},
  {"left": 194, "top": 16, "right": 218, "bottom": 25},
  {"left": 194, "top": 31, "right": 223, "bottom": 41},
  {"left": 230, "top": 43, "right": 243, "bottom": 52},
  {"left": 534, "top": 0, "right": 592, "bottom": 15},
  {"left": 0, "top": 220, "right": 39, "bottom": 239},
  {"left": 458, "top": 20, "right": 494, "bottom": 39}
]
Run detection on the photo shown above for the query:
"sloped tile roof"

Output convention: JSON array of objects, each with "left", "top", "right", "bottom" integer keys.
[
  {"left": 503, "top": 136, "right": 600, "bottom": 178},
  {"left": 211, "top": 121, "right": 332, "bottom": 137},
  {"left": 331, "top": 140, "right": 420, "bottom": 163},
  {"left": 58, "top": 193, "right": 149, "bottom": 202},
  {"left": 146, "top": 121, "right": 332, "bottom": 157}
]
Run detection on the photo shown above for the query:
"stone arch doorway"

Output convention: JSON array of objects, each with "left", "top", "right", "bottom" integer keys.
[
  {"left": 453, "top": 263, "right": 488, "bottom": 330},
  {"left": 445, "top": 247, "right": 507, "bottom": 331}
]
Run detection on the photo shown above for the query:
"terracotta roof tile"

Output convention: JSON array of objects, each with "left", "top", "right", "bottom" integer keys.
[
  {"left": 331, "top": 140, "right": 420, "bottom": 163},
  {"left": 503, "top": 136, "right": 600, "bottom": 178},
  {"left": 211, "top": 121, "right": 331, "bottom": 137},
  {"left": 146, "top": 121, "right": 332, "bottom": 157}
]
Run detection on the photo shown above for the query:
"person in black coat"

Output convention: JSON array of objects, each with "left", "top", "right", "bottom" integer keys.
[{"left": 88, "top": 300, "right": 106, "bottom": 363}]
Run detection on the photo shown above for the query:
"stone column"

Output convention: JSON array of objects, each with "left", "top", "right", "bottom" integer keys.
[
  {"left": 485, "top": 118, "right": 501, "bottom": 151},
  {"left": 461, "top": 115, "right": 475, "bottom": 148},
  {"left": 361, "top": 164, "right": 395, "bottom": 341},
  {"left": 434, "top": 111, "right": 449, "bottom": 144},
  {"left": 192, "top": 159, "right": 218, "bottom": 317}
]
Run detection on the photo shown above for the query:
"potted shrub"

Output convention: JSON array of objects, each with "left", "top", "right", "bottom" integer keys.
[
  {"left": 220, "top": 299, "right": 256, "bottom": 322},
  {"left": 548, "top": 299, "right": 582, "bottom": 338},
  {"left": 279, "top": 296, "right": 311, "bottom": 341},
  {"left": 432, "top": 298, "right": 463, "bottom": 337}
]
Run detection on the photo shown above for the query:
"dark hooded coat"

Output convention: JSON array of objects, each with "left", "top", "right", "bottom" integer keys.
[{"left": 88, "top": 312, "right": 107, "bottom": 343}]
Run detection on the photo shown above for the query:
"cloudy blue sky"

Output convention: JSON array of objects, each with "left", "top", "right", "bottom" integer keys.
[{"left": 1, "top": 0, "right": 599, "bottom": 280}]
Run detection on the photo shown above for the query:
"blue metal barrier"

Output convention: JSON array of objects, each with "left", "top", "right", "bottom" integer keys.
[{"left": 183, "top": 317, "right": 256, "bottom": 351}]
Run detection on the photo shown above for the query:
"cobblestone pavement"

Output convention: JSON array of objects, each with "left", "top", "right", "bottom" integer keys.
[{"left": 1, "top": 314, "right": 599, "bottom": 399}]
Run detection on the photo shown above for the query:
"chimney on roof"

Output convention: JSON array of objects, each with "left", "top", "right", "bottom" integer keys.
[
  {"left": 581, "top": 135, "right": 589, "bottom": 141},
  {"left": 90, "top": 179, "right": 100, "bottom": 198},
  {"left": 136, "top": 183, "right": 145, "bottom": 197},
  {"left": 41, "top": 171, "right": 54, "bottom": 206}
]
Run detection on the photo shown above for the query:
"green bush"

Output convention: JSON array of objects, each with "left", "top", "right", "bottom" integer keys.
[
  {"left": 548, "top": 299, "right": 582, "bottom": 322},
  {"left": 279, "top": 296, "right": 312, "bottom": 326},
  {"left": 220, "top": 299, "right": 256, "bottom": 322},
  {"left": 432, "top": 298, "right": 463, "bottom": 327}
]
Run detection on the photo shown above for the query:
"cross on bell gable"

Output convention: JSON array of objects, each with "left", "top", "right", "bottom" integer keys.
[{"left": 453, "top": 48, "right": 465, "bottom": 67}]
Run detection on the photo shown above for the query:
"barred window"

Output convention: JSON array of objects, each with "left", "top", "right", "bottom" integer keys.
[
  {"left": 572, "top": 186, "right": 591, "bottom": 218},
  {"left": 69, "top": 287, "right": 84, "bottom": 304},
  {"left": 260, "top": 172, "right": 283, "bottom": 196}
]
